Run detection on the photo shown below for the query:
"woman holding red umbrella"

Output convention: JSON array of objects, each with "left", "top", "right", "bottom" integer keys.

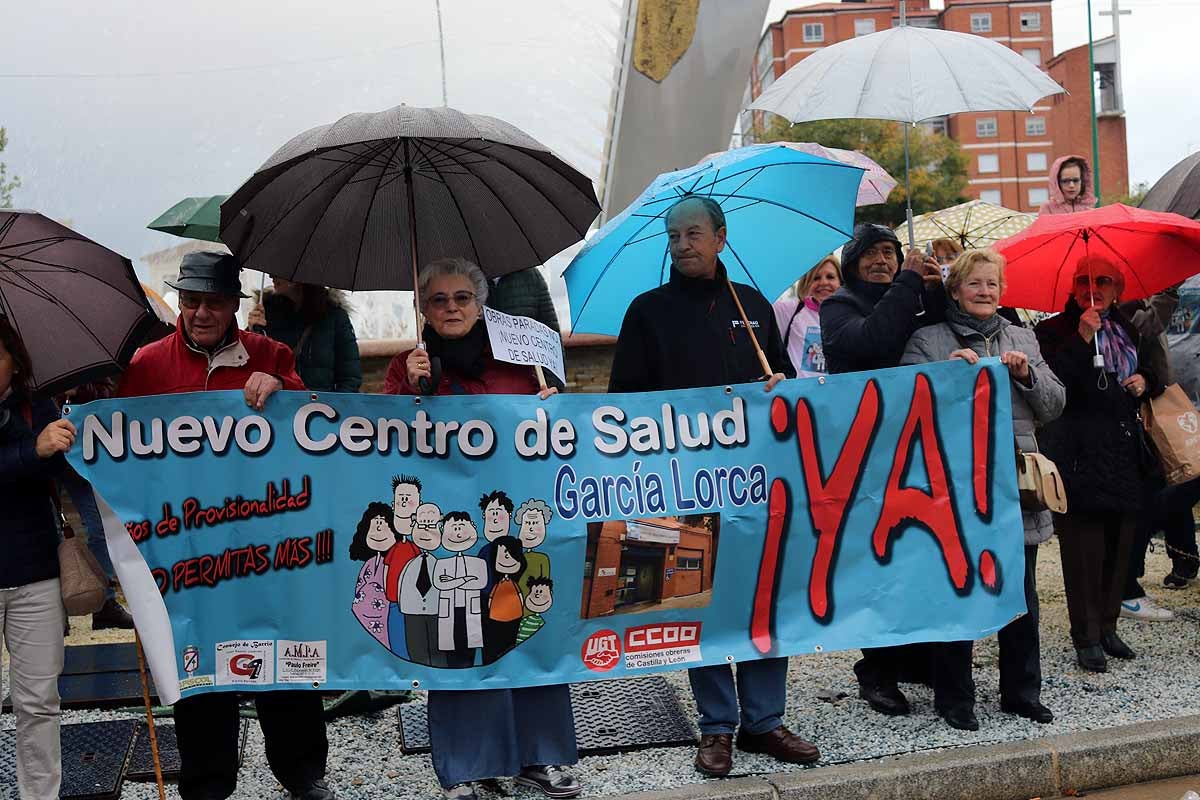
[{"left": 1034, "top": 255, "right": 1166, "bottom": 673}]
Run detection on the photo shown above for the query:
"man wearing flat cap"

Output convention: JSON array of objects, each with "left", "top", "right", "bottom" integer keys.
[
  {"left": 117, "top": 252, "right": 333, "bottom": 800},
  {"left": 820, "top": 225, "right": 958, "bottom": 725}
]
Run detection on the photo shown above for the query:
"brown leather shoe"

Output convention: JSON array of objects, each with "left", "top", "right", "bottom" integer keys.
[
  {"left": 694, "top": 733, "right": 733, "bottom": 776},
  {"left": 735, "top": 725, "right": 820, "bottom": 765}
]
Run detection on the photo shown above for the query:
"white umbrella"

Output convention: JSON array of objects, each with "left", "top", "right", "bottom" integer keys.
[{"left": 748, "top": 11, "right": 1066, "bottom": 246}]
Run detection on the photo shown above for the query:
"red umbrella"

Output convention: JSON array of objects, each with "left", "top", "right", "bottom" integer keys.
[{"left": 996, "top": 204, "right": 1200, "bottom": 312}]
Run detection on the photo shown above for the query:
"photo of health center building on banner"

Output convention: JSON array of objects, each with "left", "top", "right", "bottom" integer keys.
[{"left": 580, "top": 515, "right": 720, "bottom": 619}]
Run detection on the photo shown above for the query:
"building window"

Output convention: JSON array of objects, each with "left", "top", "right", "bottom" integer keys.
[
  {"left": 1027, "top": 152, "right": 1047, "bottom": 171},
  {"left": 1020, "top": 11, "right": 1042, "bottom": 31},
  {"left": 978, "top": 154, "right": 999, "bottom": 174},
  {"left": 854, "top": 18, "right": 876, "bottom": 36},
  {"left": 970, "top": 13, "right": 992, "bottom": 33},
  {"left": 980, "top": 189, "right": 1003, "bottom": 204},
  {"left": 1029, "top": 187, "right": 1050, "bottom": 206},
  {"left": 976, "top": 117, "right": 998, "bottom": 137},
  {"left": 1022, "top": 48, "right": 1041, "bottom": 66},
  {"left": 679, "top": 556, "right": 703, "bottom": 570},
  {"left": 1025, "top": 116, "right": 1046, "bottom": 137},
  {"left": 803, "top": 22, "right": 824, "bottom": 42},
  {"left": 921, "top": 116, "right": 949, "bottom": 136}
]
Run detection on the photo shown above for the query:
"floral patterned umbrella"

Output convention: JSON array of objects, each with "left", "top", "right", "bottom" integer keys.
[{"left": 897, "top": 199, "right": 1035, "bottom": 251}]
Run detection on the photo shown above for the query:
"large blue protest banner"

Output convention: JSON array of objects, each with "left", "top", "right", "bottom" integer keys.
[{"left": 68, "top": 358, "right": 1025, "bottom": 700}]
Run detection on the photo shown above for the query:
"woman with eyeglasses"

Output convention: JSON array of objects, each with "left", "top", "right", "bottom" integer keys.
[
  {"left": 1034, "top": 255, "right": 1166, "bottom": 673},
  {"left": 1038, "top": 155, "right": 1097, "bottom": 215},
  {"left": 383, "top": 257, "right": 580, "bottom": 800}
]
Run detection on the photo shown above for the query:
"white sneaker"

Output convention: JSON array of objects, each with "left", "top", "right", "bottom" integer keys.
[
  {"left": 1120, "top": 597, "right": 1175, "bottom": 621},
  {"left": 444, "top": 784, "right": 478, "bottom": 800}
]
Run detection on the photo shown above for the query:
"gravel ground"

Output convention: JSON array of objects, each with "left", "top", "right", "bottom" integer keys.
[{"left": 4, "top": 538, "right": 1198, "bottom": 800}]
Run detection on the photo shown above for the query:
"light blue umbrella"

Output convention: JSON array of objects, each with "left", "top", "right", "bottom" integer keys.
[{"left": 564, "top": 144, "right": 863, "bottom": 338}]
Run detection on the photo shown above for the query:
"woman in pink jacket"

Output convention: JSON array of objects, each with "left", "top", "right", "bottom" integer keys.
[{"left": 1038, "top": 155, "right": 1097, "bottom": 215}]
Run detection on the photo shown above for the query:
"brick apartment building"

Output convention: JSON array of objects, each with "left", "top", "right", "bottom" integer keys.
[
  {"left": 744, "top": 0, "right": 1129, "bottom": 211},
  {"left": 581, "top": 516, "right": 717, "bottom": 619}
]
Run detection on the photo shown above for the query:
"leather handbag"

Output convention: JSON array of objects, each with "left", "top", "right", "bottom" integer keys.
[
  {"left": 15, "top": 401, "right": 110, "bottom": 615},
  {"left": 56, "top": 506, "right": 109, "bottom": 616},
  {"left": 1015, "top": 443, "right": 1068, "bottom": 514}
]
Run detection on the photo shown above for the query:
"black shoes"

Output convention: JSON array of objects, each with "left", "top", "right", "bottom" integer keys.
[
  {"left": 939, "top": 707, "right": 979, "bottom": 731},
  {"left": 1001, "top": 699, "right": 1054, "bottom": 724},
  {"left": 1076, "top": 645, "right": 1107, "bottom": 672},
  {"left": 92, "top": 598, "right": 135, "bottom": 630},
  {"left": 858, "top": 683, "right": 910, "bottom": 716},
  {"left": 290, "top": 780, "right": 335, "bottom": 800},
  {"left": 1100, "top": 632, "right": 1136, "bottom": 660},
  {"left": 1163, "top": 571, "right": 1193, "bottom": 589}
]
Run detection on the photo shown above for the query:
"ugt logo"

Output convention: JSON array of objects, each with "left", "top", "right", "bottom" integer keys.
[
  {"left": 581, "top": 630, "right": 621, "bottom": 672},
  {"left": 229, "top": 654, "right": 264, "bottom": 680}
]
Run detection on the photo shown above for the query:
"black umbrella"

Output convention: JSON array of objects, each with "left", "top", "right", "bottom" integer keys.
[
  {"left": 219, "top": 105, "right": 599, "bottom": 310},
  {"left": 0, "top": 210, "right": 158, "bottom": 394},
  {"left": 1141, "top": 151, "right": 1200, "bottom": 219}
]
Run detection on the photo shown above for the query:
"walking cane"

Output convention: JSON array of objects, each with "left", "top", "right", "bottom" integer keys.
[
  {"left": 725, "top": 277, "right": 774, "bottom": 380},
  {"left": 135, "top": 632, "right": 167, "bottom": 800}
]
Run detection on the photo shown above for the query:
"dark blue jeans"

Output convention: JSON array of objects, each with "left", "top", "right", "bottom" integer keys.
[{"left": 688, "top": 657, "right": 788, "bottom": 735}]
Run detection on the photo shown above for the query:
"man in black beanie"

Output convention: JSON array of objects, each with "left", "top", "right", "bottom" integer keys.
[{"left": 820, "top": 223, "right": 946, "bottom": 717}]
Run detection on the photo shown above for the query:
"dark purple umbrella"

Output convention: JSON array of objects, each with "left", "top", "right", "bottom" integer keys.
[{"left": 0, "top": 210, "right": 158, "bottom": 394}]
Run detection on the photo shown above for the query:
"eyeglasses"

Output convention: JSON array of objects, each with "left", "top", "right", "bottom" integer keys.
[
  {"left": 426, "top": 291, "right": 477, "bottom": 310},
  {"left": 1059, "top": 177, "right": 1083, "bottom": 185},
  {"left": 178, "top": 292, "right": 234, "bottom": 310},
  {"left": 1074, "top": 274, "right": 1115, "bottom": 288}
]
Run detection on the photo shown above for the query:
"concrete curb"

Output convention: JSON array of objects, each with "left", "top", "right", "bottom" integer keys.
[{"left": 614, "top": 716, "right": 1200, "bottom": 800}]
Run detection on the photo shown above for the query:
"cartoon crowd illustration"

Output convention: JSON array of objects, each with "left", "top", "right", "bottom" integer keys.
[{"left": 348, "top": 475, "right": 555, "bottom": 668}]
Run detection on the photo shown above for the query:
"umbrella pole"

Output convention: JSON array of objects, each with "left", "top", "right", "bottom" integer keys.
[
  {"left": 904, "top": 124, "right": 916, "bottom": 249},
  {"left": 725, "top": 277, "right": 774, "bottom": 379},
  {"left": 403, "top": 140, "right": 425, "bottom": 348},
  {"left": 135, "top": 633, "right": 166, "bottom": 800}
]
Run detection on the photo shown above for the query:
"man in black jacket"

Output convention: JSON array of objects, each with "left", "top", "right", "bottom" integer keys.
[
  {"left": 820, "top": 224, "right": 959, "bottom": 722},
  {"left": 609, "top": 196, "right": 814, "bottom": 777}
]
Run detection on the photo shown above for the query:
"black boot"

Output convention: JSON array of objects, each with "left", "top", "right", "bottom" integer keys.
[
  {"left": 1076, "top": 645, "right": 1107, "bottom": 672},
  {"left": 1100, "top": 632, "right": 1136, "bottom": 660},
  {"left": 92, "top": 598, "right": 135, "bottom": 630},
  {"left": 939, "top": 706, "right": 979, "bottom": 731}
]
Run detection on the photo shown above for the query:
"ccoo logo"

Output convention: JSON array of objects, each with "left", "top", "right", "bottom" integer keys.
[
  {"left": 581, "top": 629, "right": 621, "bottom": 672},
  {"left": 229, "top": 654, "right": 264, "bottom": 680}
]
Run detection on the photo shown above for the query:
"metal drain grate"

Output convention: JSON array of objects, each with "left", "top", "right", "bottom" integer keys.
[
  {"left": 3, "top": 644, "right": 157, "bottom": 712},
  {"left": 126, "top": 719, "right": 250, "bottom": 782},
  {"left": 0, "top": 719, "right": 137, "bottom": 800},
  {"left": 398, "top": 676, "right": 697, "bottom": 756}
]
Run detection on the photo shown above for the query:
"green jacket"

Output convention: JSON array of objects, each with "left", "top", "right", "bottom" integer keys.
[
  {"left": 486, "top": 268, "right": 560, "bottom": 332},
  {"left": 262, "top": 291, "right": 362, "bottom": 392}
]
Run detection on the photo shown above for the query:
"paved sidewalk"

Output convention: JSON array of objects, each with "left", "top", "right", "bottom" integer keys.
[{"left": 1082, "top": 774, "right": 1200, "bottom": 800}]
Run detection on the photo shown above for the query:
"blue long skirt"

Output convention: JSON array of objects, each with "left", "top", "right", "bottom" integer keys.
[{"left": 426, "top": 684, "right": 577, "bottom": 788}]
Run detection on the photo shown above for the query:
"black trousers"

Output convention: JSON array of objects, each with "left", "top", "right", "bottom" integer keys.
[
  {"left": 1056, "top": 511, "right": 1134, "bottom": 649},
  {"left": 997, "top": 544, "right": 1042, "bottom": 705},
  {"left": 854, "top": 641, "right": 975, "bottom": 714},
  {"left": 1124, "top": 476, "right": 1200, "bottom": 598},
  {"left": 175, "top": 690, "right": 327, "bottom": 800}
]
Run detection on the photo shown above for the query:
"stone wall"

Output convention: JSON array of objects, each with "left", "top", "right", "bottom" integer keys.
[{"left": 358, "top": 335, "right": 618, "bottom": 395}]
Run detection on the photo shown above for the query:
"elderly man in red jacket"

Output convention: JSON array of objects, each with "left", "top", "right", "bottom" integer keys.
[{"left": 117, "top": 251, "right": 333, "bottom": 800}]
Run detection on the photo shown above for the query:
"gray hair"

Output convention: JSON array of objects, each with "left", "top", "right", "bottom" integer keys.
[
  {"left": 515, "top": 498, "right": 553, "bottom": 525},
  {"left": 665, "top": 195, "right": 726, "bottom": 233},
  {"left": 418, "top": 257, "right": 488, "bottom": 308}
]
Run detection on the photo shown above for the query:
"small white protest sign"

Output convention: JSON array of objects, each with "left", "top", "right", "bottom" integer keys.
[{"left": 482, "top": 306, "right": 565, "bottom": 384}]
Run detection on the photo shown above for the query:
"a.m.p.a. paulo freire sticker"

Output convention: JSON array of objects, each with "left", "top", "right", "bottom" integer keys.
[
  {"left": 623, "top": 622, "right": 702, "bottom": 669},
  {"left": 215, "top": 639, "right": 275, "bottom": 685},
  {"left": 581, "top": 629, "right": 621, "bottom": 672},
  {"left": 277, "top": 639, "right": 327, "bottom": 684}
]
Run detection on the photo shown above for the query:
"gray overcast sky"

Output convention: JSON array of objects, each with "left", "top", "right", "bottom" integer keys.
[{"left": 3, "top": 0, "right": 1193, "bottom": 274}]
